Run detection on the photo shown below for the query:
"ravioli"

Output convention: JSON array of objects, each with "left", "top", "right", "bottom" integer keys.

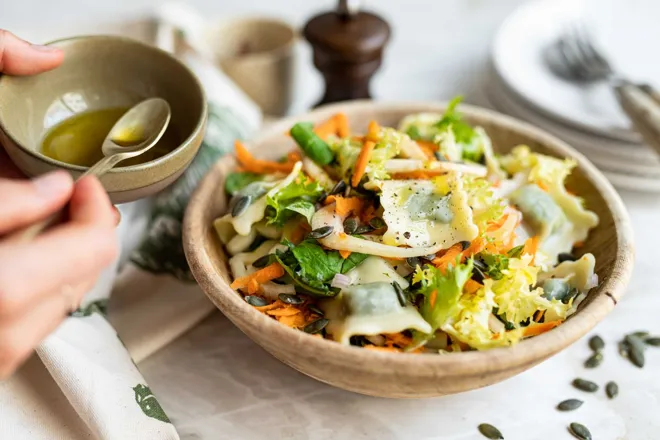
[
  {"left": 323, "top": 282, "right": 432, "bottom": 345},
  {"left": 380, "top": 176, "right": 478, "bottom": 249}
]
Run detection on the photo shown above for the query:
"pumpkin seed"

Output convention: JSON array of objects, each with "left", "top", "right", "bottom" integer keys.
[
  {"left": 628, "top": 344, "right": 645, "bottom": 368},
  {"left": 231, "top": 195, "right": 252, "bottom": 217},
  {"left": 245, "top": 295, "right": 268, "bottom": 307},
  {"left": 569, "top": 422, "right": 592, "bottom": 440},
  {"left": 308, "top": 226, "right": 334, "bottom": 239},
  {"left": 304, "top": 318, "right": 329, "bottom": 334},
  {"left": 308, "top": 305, "right": 325, "bottom": 316},
  {"left": 434, "top": 151, "right": 447, "bottom": 161},
  {"left": 584, "top": 352, "right": 603, "bottom": 369},
  {"left": 343, "top": 217, "right": 359, "bottom": 234},
  {"left": 459, "top": 240, "right": 471, "bottom": 251},
  {"left": 421, "top": 254, "right": 436, "bottom": 262},
  {"left": 354, "top": 225, "right": 373, "bottom": 235},
  {"left": 368, "top": 217, "right": 386, "bottom": 229},
  {"left": 588, "top": 335, "right": 605, "bottom": 352},
  {"left": 605, "top": 381, "right": 618, "bottom": 399},
  {"left": 618, "top": 340, "right": 630, "bottom": 358},
  {"left": 278, "top": 293, "right": 304, "bottom": 305},
  {"left": 252, "top": 254, "right": 272, "bottom": 268},
  {"left": 558, "top": 252, "right": 578, "bottom": 263},
  {"left": 632, "top": 331, "right": 649, "bottom": 339},
  {"left": 557, "top": 399, "right": 583, "bottom": 411},
  {"left": 392, "top": 282, "right": 406, "bottom": 307},
  {"left": 406, "top": 257, "right": 421, "bottom": 268},
  {"left": 477, "top": 423, "right": 503, "bottom": 439},
  {"left": 645, "top": 337, "right": 660, "bottom": 347},
  {"left": 317, "top": 191, "right": 328, "bottom": 204},
  {"left": 572, "top": 378, "right": 598, "bottom": 392},
  {"left": 330, "top": 180, "right": 347, "bottom": 195}
]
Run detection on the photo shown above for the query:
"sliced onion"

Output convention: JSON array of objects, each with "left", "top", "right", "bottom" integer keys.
[
  {"left": 302, "top": 156, "right": 335, "bottom": 188},
  {"left": 488, "top": 314, "right": 506, "bottom": 334},
  {"left": 330, "top": 273, "right": 351, "bottom": 289},
  {"left": 399, "top": 138, "right": 428, "bottom": 160},
  {"left": 311, "top": 206, "right": 447, "bottom": 258},
  {"left": 384, "top": 159, "right": 487, "bottom": 177},
  {"left": 585, "top": 273, "right": 599, "bottom": 290}
]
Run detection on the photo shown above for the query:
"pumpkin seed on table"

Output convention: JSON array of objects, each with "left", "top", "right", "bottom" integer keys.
[
  {"left": 278, "top": 293, "right": 304, "bottom": 305},
  {"left": 606, "top": 381, "right": 618, "bottom": 399},
  {"left": 572, "top": 378, "right": 598, "bottom": 392},
  {"left": 245, "top": 295, "right": 268, "bottom": 307},
  {"left": 624, "top": 334, "right": 646, "bottom": 368},
  {"left": 231, "top": 195, "right": 252, "bottom": 217},
  {"left": 304, "top": 318, "right": 329, "bottom": 334},
  {"left": 343, "top": 216, "right": 358, "bottom": 234},
  {"left": 557, "top": 399, "right": 583, "bottom": 411},
  {"left": 569, "top": 422, "right": 592, "bottom": 440},
  {"left": 584, "top": 352, "right": 603, "bottom": 369},
  {"left": 308, "top": 226, "right": 334, "bottom": 239},
  {"left": 477, "top": 423, "right": 503, "bottom": 439},
  {"left": 645, "top": 337, "right": 660, "bottom": 347},
  {"left": 588, "top": 335, "right": 605, "bottom": 352}
]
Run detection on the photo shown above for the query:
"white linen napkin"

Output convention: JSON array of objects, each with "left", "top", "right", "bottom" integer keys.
[{"left": 0, "top": 7, "right": 262, "bottom": 439}]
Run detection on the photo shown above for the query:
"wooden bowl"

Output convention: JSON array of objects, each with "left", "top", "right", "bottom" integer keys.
[
  {"left": 183, "top": 101, "right": 634, "bottom": 398},
  {"left": 0, "top": 35, "right": 207, "bottom": 204}
]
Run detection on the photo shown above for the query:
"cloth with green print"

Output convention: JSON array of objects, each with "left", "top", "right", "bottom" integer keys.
[{"left": 29, "top": 30, "right": 262, "bottom": 440}]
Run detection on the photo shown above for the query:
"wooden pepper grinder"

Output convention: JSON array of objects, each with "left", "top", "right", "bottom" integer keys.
[{"left": 303, "top": 0, "right": 391, "bottom": 107}]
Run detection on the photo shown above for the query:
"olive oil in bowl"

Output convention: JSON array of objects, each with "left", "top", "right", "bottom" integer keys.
[{"left": 41, "top": 108, "right": 179, "bottom": 167}]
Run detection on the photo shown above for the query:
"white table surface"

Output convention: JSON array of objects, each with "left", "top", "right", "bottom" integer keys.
[{"left": 4, "top": 1, "right": 660, "bottom": 439}]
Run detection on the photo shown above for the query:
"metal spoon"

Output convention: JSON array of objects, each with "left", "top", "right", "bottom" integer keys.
[{"left": 6, "top": 97, "right": 171, "bottom": 243}]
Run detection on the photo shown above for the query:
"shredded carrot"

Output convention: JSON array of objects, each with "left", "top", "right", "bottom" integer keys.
[
  {"left": 314, "top": 117, "right": 338, "bottom": 139},
  {"left": 339, "top": 249, "right": 352, "bottom": 259},
  {"left": 254, "top": 299, "right": 285, "bottom": 312},
  {"left": 416, "top": 141, "right": 437, "bottom": 160},
  {"left": 351, "top": 140, "right": 376, "bottom": 187},
  {"left": 267, "top": 306, "right": 301, "bottom": 317},
  {"left": 384, "top": 333, "right": 413, "bottom": 347},
  {"left": 364, "top": 345, "right": 402, "bottom": 353},
  {"left": 235, "top": 140, "right": 295, "bottom": 174},
  {"left": 230, "top": 263, "right": 285, "bottom": 290},
  {"left": 287, "top": 150, "right": 302, "bottom": 163},
  {"left": 462, "top": 237, "right": 487, "bottom": 259},
  {"left": 366, "top": 120, "right": 380, "bottom": 142},
  {"left": 277, "top": 313, "right": 307, "bottom": 328},
  {"left": 325, "top": 195, "right": 363, "bottom": 217},
  {"left": 523, "top": 236, "right": 540, "bottom": 264},
  {"left": 335, "top": 113, "right": 350, "bottom": 138},
  {"left": 247, "top": 279, "right": 260, "bottom": 295},
  {"left": 464, "top": 279, "right": 483, "bottom": 295},
  {"left": 432, "top": 243, "right": 463, "bottom": 271},
  {"left": 429, "top": 290, "right": 438, "bottom": 308},
  {"left": 522, "top": 320, "right": 562, "bottom": 338},
  {"left": 360, "top": 204, "right": 377, "bottom": 224}
]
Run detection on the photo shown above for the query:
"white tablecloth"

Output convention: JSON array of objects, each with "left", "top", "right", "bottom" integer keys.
[{"left": 4, "top": 0, "right": 660, "bottom": 439}]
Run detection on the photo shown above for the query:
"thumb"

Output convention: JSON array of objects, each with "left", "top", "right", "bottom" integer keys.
[{"left": 0, "top": 30, "right": 63, "bottom": 75}]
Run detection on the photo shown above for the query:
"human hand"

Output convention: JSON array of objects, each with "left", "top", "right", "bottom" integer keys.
[{"left": 0, "top": 31, "right": 119, "bottom": 378}]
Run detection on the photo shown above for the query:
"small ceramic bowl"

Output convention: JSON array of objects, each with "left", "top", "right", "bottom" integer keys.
[
  {"left": 0, "top": 35, "right": 207, "bottom": 204},
  {"left": 183, "top": 101, "right": 634, "bottom": 398}
]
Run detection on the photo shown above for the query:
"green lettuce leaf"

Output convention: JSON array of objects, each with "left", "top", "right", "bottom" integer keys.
[
  {"left": 434, "top": 96, "right": 484, "bottom": 163},
  {"left": 265, "top": 174, "right": 324, "bottom": 226},
  {"left": 276, "top": 240, "right": 369, "bottom": 296},
  {"left": 412, "top": 259, "right": 474, "bottom": 338},
  {"left": 478, "top": 252, "right": 509, "bottom": 280}
]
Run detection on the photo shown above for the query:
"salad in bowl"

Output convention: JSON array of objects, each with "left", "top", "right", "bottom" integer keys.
[{"left": 212, "top": 97, "right": 600, "bottom": 354}]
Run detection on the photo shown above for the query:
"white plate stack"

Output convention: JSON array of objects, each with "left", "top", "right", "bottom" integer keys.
[{"left": 485, "top": 0, "right": 660, "bottom": 192}]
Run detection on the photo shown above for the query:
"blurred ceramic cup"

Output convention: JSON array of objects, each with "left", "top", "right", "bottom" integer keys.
[{"left": 202, "top": 18, "right": 296, "bottom": 117}]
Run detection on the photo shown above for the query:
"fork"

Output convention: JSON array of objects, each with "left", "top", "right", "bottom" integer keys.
[{"left": 545, "top": 23, "right": 660, "bottom": 157}]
